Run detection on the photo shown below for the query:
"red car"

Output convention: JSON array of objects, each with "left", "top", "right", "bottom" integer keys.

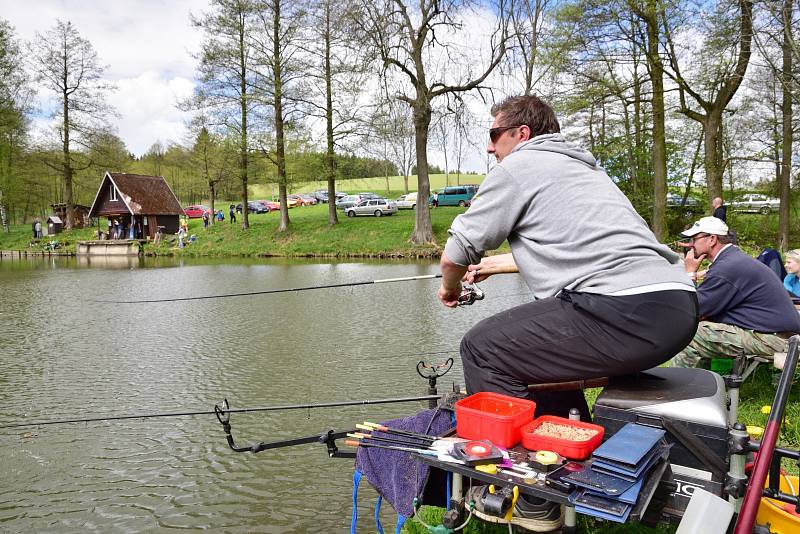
[
  {"left": 256, "top": 200, "right": 281, "bottom": 212},
  {"left": 184, "top": 205, "right": 212, "bottom": 218},
  {"left": 288, "top": 194, "right": 317, "bottom": 206}
]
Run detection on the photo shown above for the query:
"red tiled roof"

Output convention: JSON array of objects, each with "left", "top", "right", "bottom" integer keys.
[{"left": 108, "top": 173, "right": 183, "bottom": 215}]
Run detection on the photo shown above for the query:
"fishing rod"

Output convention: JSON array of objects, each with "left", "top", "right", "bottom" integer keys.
[
  {"left": 94, "top": 273, "right": 444, "bottom": 304},
  {"left": 0, "top": 394, "right": 443, "bottom": 430}
]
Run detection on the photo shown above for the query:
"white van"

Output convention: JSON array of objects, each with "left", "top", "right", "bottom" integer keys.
[{"left": 395, "top": 192, "right": 418, "bottom": 210}]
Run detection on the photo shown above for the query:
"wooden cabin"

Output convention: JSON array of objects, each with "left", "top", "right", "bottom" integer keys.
[
  {"left": 46, "top": 215, "right": 64, "bottom": 235},
  {"left": 50, "top": 203, "right": 90, "bottom": 228},
  {"left": 88, "top": 172, "right": 184, "bottom": 240}
]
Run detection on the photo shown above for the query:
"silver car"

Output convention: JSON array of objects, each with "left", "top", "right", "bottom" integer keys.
[
  {"left": 730, "top": 194, "right": 780, "bottom": 214},
  {"left": 336, "top": 195, "right": 361, "bottom": 210},
  {"left": 345, "top": 198, "right": 398, "bottom": 217}
]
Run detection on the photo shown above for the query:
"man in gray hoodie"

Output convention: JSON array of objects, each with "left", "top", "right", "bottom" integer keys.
[{"left": 439, "top": 95, "right": 698, "bottom": 422}]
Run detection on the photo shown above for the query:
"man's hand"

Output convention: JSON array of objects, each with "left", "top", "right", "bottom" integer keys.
[
  {"left": 440, "top": 252, "right": 467, "bottom": 308},
  {"left": 683, "top": 247, "right": 706, "bottom": 274},
  {"left": 438, "top": 284, "right": 462, "bottom": 308}
]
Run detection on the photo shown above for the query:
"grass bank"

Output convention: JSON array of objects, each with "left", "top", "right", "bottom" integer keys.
[{"left": 0, "top": 200, "right": 478, "bottom": 257}]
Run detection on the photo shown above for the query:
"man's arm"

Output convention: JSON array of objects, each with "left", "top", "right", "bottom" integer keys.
[
  {"left": 439, "top": 252, "right": 467, "bottom": 308},
  {"left": 464, "top": 253, "right": 519, "bottom": 283}
]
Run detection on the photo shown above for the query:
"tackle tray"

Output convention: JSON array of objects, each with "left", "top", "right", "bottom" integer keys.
[
  {"left": 415, "top": 442, "right": 673, "bottom": 524},
  {"left": 521, "top": 416, "right": 605, "bottom": 460}
]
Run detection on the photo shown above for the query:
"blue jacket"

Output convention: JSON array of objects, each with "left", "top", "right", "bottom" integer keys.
[
  {"left": 698, "top": 246, "right": 800, "bottom": 333},
  {"left": 785, "top": 273, "right": 800, "bottom": 298}
]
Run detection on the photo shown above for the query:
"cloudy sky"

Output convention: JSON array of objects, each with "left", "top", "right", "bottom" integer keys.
[
  {"left": 1, "top": 0, "right": 208, "bottom": 157},
  {"left": 2, "top": 0, "right": 504, "bottom": 172}
]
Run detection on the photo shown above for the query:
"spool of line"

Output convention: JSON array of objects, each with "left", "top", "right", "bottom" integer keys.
[
  {"left": 464, "top": 441, "right": 492, "bottom": 458},
  {"left": 534, "top": 450, "right": 560, "bottom": 465}
]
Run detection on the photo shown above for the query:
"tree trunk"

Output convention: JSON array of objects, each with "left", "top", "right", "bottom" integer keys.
[
  {"left": 779, "top": 0, "right": 793, "bottom": 251},
  {"left": 274, "top": 1, "right": 290, "bottom": 233},
  {"left": 703, "top": 115, "right": 724, "bottom": 201},
  {"left": 0, "top": 188, "right": 8, "bottom": 233},
  {"left": 410, "top": 97, "right": 434, "bottom": 244},
  {"left": 324, "top": 0, "right": 338, "bottom": 226},
  {"left": 646, "top": 0, "right": 667, "bottom": 241},
  {"left": 239, "top": 15, "right": 250, "bottom": 231},
  {"left": 62, "top": 82, "right": 74, "bottom": 230}
]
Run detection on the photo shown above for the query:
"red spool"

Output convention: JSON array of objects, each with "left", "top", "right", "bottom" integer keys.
[{"left": 464, "top": 441, "right": 491, "bottom": 457}]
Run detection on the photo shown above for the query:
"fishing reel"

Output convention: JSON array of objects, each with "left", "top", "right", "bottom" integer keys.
[{"left": 457, "top": 283, "right": 484, "bottom": 306}]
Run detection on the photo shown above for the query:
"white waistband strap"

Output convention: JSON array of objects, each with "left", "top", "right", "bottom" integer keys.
[{"left": 609, "top": 282, "right": 696, "bottom": 296}]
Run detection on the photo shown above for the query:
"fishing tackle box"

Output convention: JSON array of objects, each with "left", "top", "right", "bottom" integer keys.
[{"left": 592, "top": 367, "right": 729, "bottom": 516}]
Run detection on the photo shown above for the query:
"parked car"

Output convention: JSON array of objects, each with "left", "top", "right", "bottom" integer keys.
[
  {"left": 336, "top": 195, "right": 361, "bottom": 210},
  {"left": 183, "top": 205, "right": 212, "bottom": 218},
  {"left": 396, "top": 192, "right": 418, "bottom": 210},
  {"left": 335, "top": 191, "right": 348, "bottom": 200},
  {"left": 357, "top": 192, "right": 381, "bottom": 200},
  {"left": 289, "top": 194, "right": 316, "bottom": 206},
  {"left": 256, "top": 200, "right": 281, "bottom": 212},
  {"left": 730, "top": 193, "right": 780, "bottom": 214},
  {"left": 429, "top": 186, "right": 476, "bottom": 207},
  {"left": 313, "top": 190, "right": 329, "bottom": 203},
  {"left": 665, "top": 193, "right": 704, "bottom": 215},
  {"left": 345, "top": 198, "right": 398, "bottom": 217}
]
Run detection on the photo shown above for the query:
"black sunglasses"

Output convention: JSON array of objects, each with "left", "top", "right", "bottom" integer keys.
[{"left": 489, "top": 125, "right": 521, "bottom": 143}]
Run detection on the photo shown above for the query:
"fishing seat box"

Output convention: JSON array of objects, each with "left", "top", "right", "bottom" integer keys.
[{"left": 593, "top": 367, "right": 729, "bottom": 518}]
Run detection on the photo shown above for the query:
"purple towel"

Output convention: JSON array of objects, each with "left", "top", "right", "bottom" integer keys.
[{"left": 355, "top": 408, "right": 452, "bottom": 517}]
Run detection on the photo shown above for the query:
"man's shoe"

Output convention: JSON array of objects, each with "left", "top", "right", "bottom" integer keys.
[{"left": 465, "top": 486, "right": 563, "bottom": 532}]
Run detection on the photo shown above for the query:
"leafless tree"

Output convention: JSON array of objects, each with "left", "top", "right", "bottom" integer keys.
[
  {"left": 28, "top": 20, "right": 116, "bottom": 229},
  {"left": 192, "top": 0, "right": 259, "bottom": 230},
  {"left": 356, "top": 0, "right": 510, "bottom": 244}
]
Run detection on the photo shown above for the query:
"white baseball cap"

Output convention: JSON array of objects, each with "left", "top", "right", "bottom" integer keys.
[{"left": 680, "top": 216, "right": 729, "bottom": 237}]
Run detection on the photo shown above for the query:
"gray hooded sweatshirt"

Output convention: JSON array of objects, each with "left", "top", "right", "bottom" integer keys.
[{"left": 444, "top": 134, "right": 692, "bottom": 298}]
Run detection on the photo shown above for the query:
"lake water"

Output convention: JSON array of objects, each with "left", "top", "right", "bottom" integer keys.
[{"left": 0, "top": 256, "right": 531, "bottom": 533}]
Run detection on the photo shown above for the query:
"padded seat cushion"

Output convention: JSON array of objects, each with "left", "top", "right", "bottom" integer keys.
[{"left": 596, "top": 367, "right": 720, "bottom": 411}]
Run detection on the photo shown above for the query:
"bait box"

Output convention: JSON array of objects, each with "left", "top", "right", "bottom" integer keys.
[
  {"left": 521, "top": 416, "right": 604, "bottom": 460},
  {"left": 455, "top": 392, "right": 536, "bottom": 448}
]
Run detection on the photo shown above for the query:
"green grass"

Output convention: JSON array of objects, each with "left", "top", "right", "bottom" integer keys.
[{"left": 0, "top": 201, "right": 482, "bottom": 257}]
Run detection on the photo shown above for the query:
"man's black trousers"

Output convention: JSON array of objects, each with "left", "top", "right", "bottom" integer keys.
[{"left": 460, "top": 289, "right": 698, "bottom": 421}]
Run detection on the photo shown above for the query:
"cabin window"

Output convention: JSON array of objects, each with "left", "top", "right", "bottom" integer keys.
[{"left": 110, "top": 184, "right": 118, "bottom": 201}]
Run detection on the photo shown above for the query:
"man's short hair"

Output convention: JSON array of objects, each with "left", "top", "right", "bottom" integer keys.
[
  {"left": 717, "top": 234, "right": 734, "bottom": 245},
  {"left": 491, "top": 95, "right": 560, "bottom": 138}
]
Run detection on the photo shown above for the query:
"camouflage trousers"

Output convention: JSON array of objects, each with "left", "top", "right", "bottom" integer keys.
[{"left": 670, "top": 321, "right": 788, "bottom": 368}]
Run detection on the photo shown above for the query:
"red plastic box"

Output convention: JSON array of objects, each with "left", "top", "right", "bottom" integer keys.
[
  {"left": 455, "top": 392, "right": 536, "bottom": 448},
  {"left": 521, "top": 415, "right": 605, "bottom": 460}
]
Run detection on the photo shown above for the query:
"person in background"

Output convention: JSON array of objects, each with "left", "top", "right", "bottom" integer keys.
[
  {"left": 177, "top": 224, "right": 186, "bottom": 248},
  {"left": 432, "top": 191, "right": 439, "bottom": 208},
  {"left": 712, "top": 197, "right": 726, "bottom": 223},
  {"left": 113, "top": 219, "right": 121, "bottom": 239},
  {"left": 229, "top": 204, "right": 236, "bottom": 224},
  {"left": 216, "top": 210, "right": 224, "bottom": 222},
  {"left": 785, "top": 249, "right": 800, "bottom": 298},
  {"left": 34, "top": 218, "right": 42, "bottom": 239},
  {"left": 671, "top": 217, "right": 800, "bottom": 368},
  {"left": 202, "top": 211, "right": 209, "bottom": 229},
  {"left": 32, "top": 218, "right": 37, "bottom": 239},
  {"left": 107, "top": 218, "right": 113, "bottom": 239}
]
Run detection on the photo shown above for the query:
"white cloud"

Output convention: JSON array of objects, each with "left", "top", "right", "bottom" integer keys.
[
  {"left": 1, "top": 0, "right": 209, "bottom": 156},
  {"left": 109, "top": 72, "right": 196, "bottom": 153}
]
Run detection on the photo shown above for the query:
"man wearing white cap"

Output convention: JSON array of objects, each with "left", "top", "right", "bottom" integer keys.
[{"left": 671, "top": 216, "right": 800, "bottom": 368}]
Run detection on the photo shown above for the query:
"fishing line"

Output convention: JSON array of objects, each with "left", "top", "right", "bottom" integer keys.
[
  {"left": 93, "top": 274, "right": 443, "bottom": 304},
  {"left": 0, "top": 394, "right": 441, "bottom": 430}
]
